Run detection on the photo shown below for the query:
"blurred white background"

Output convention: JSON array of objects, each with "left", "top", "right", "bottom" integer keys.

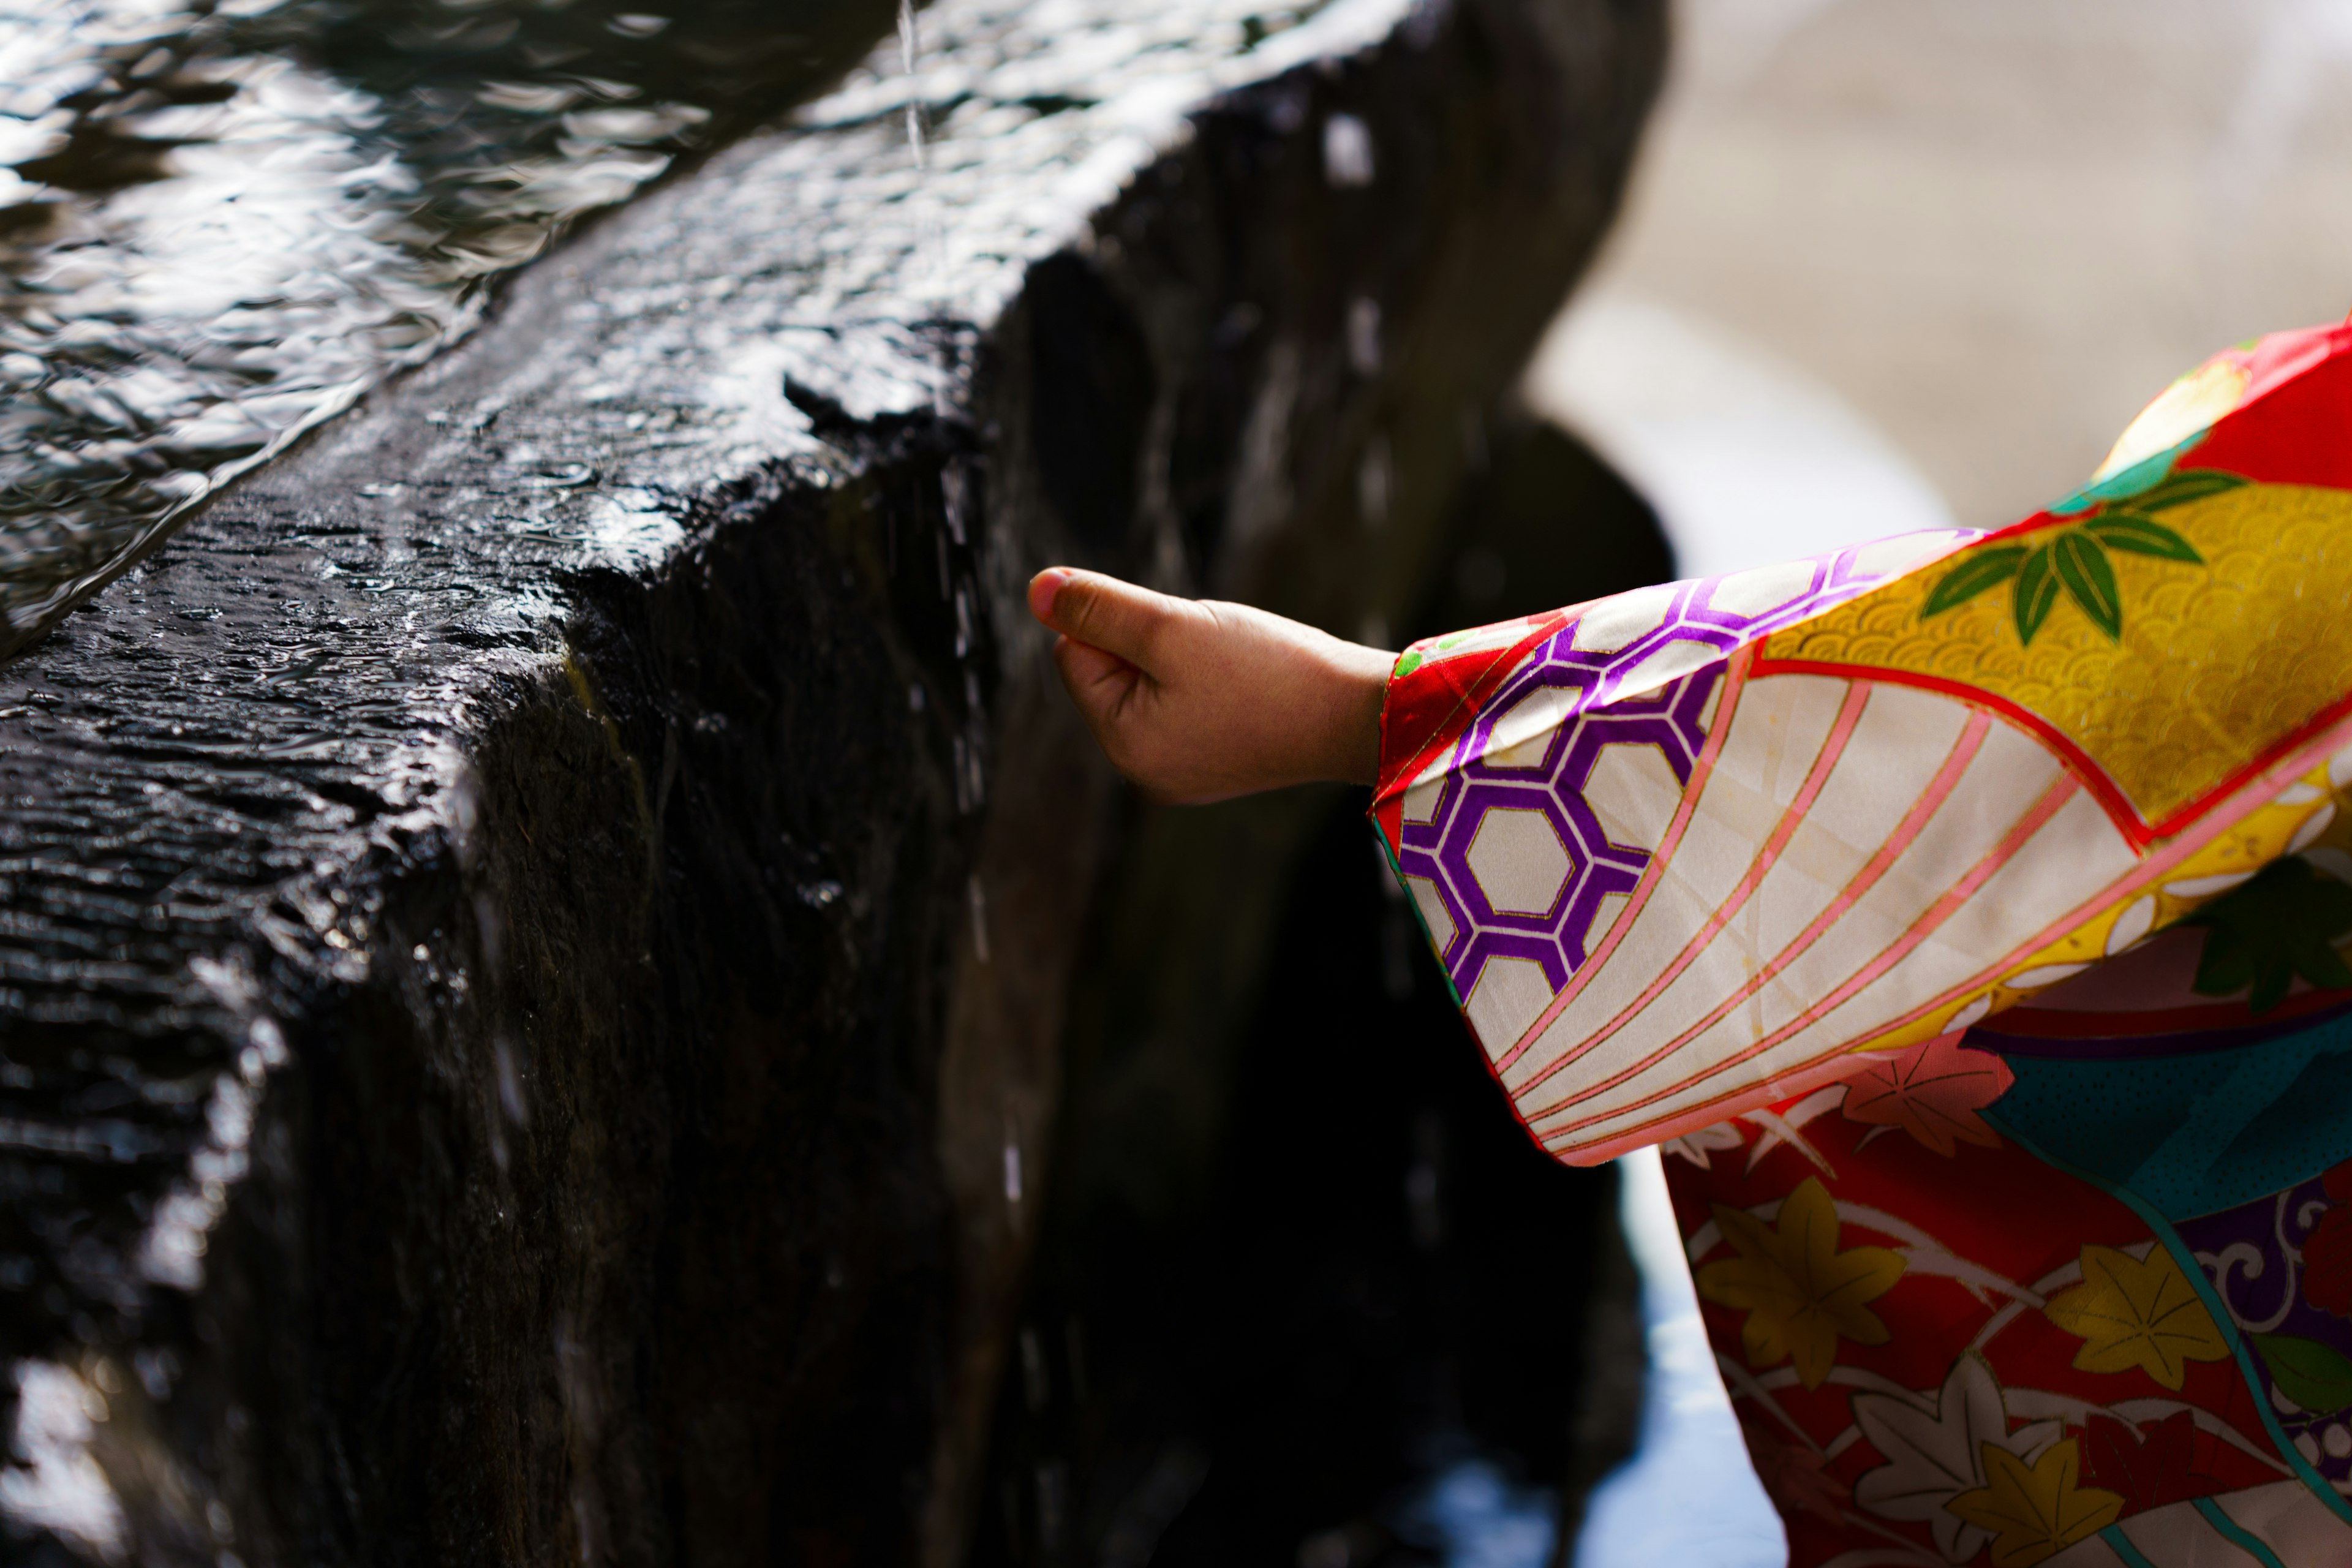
[{"left": 1534, "top": 0, "right": 2352, "bottom": 573}]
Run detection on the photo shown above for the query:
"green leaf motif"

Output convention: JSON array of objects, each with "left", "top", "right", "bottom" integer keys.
[
  {"left": 1393, "top": 650, "right": 1425, "bottom": 679},
  {"left": 1923, "top": 545, "right": 2029, "bottom": 617},
  {"left": 2015, "top": 545, "right": 2060, "bottom": 645},
  {"left": 2187, "top": 858, "right": 2352, "bottom": 1014},
  {"left": 2052, "top": 532, "right": 2122, "bottom": 640},
  {"left": 2130, "top": 468, "right": 2249, "bottom": 513},
  {"left": 2252, "top": 1332, "right": 2352, "bottom": 1416},
  {"left": 2088, "top": 513, "right": 2204, "bottom": 563},
  {"left": 1917, "top": 469, "right": 2228, "bottom": 643}
]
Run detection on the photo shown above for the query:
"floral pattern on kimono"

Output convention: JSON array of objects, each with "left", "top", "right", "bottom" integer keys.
[{"left": 1372, "top": 322, "right": 2352, "bottom": 1565}]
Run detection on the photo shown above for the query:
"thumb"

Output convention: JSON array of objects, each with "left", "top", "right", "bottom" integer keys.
[{"left": 1028, "top": 568, "right": 1179, "bottom": 672}]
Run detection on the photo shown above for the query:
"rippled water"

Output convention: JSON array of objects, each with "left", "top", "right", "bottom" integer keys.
[{"left": 0, "top": 0, "right": 891, "bottom": 658}]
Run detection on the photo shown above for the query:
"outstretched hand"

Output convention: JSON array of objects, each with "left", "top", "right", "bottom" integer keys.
[{"left": 1027, "top": 567, "right": 1394, "bottom": 804}]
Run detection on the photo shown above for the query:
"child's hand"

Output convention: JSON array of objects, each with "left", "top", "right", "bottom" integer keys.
[{"left": 1027, "top": 567, "right": 1394, "bottom": 804}]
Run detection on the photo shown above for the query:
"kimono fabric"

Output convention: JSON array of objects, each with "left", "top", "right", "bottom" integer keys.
[{"left": 1371, "top": 322, "right": 2352, "bottom": 1567}]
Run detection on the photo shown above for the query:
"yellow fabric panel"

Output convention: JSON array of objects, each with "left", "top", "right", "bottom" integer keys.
[{"left": 1760, "top": 483, "right": 2352, "bottom": 832}]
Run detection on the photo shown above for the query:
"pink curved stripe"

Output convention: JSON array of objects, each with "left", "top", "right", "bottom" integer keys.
[
  {"left": 1506, "top": 677, "right": 1874, "bottom": 1094},
  {"left": 1545, "top": 707, "right": 2352, "bottom": 1164},
  {"left": 1516, "top": 706, "right": 1993, "bottom": 1122},
  {"left": 1533, "top": 769, "right": 2083, "bottom": 1145},
  {"left": 1491, "top": 647, "right": 1753, "bottom": 1074},
  {"left": 1556, "top": 1043, "right": 1904, "bottom": 1167},
  {"left": 1727, "top": 707, "right": 2352, "bottom": 1107}
]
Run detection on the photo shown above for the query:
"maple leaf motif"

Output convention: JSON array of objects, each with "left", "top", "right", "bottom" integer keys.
[
  {"left": 2043, "top": 1243, "right": 2231, "bottom": 1390},
  {"left": 1852, "top": 1352, "right": 2058, "bottom": 1564},
  {"left": 2302, "top": 1206, "right": 2352, "bottom": 1319},
  {"left": 1696, "top": 1176, "right": 1905, "bottom": 1390},
  {"left": 2078, "top": 1410, "right": 2203, "bottom": 1515},
  {"left": 1742, "top": 1423, "right": 1847, "bottom": 1525},
  {"left": 1838, "top": 1032, "right": 2015, "bottom": 1157},
  {"left": 1662, "top": 1121, "right": 1745, "bottom": 1169},
  {"left": 1947, "top": 1438, "right": 2123, "bottom": 1567}
]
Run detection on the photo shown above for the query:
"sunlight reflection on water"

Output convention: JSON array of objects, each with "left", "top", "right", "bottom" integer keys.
[{"left": 0, "top": 0, "right": 890, "bottom": 657}]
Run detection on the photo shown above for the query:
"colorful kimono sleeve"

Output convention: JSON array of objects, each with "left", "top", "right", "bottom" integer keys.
[{"left": 1372, "top": 321, "right": 2352, "bottom": 1166}]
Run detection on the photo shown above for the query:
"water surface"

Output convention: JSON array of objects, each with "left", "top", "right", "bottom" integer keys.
[{"left": 0, "top": 0, "right": 892, "bottom": 658}]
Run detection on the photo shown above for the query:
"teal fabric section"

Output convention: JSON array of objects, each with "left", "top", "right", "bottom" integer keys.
[
  {"left": 2192, "top": 1497, "right": 2289, "bottom": 1568},
  {"left": 1988, "top": 1009, "right": 2352, "bottom": 1221},
  {"left": 2097, "top": 1525, "right": 2160, "bottom": 1568},
  {"left": 2047, "top": 430, "right": 2201, "bottom": 515}
]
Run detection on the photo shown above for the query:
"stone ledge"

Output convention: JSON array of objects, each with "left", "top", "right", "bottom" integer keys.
[{"left": 0, "top": 0, "right": 1662, "bottom": 1559}]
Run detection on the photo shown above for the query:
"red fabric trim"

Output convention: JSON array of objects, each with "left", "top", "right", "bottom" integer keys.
[
  {"left": 1749, "top": 656, "right": 2352, "bottom": 850},
  {"left": 1370, "top": 611, "right": 1571, "bottom": 812},
  {"left": 2197, "top": 325, "right": 2352, "bottom": 487},
  {"left": 1747, "top": 657, "right": 2151, "bottom": 841}
]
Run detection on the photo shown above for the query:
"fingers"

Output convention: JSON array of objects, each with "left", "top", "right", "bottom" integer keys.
[
  {"left": 1027, "top": 567, "right": 1178, "bottom": 672},
  {"left": 1050, "top": 633, "right": 1139, "bottom": 717},
  {"left": 1050, "top": 634, "right": 1153, "bottom": 782}
]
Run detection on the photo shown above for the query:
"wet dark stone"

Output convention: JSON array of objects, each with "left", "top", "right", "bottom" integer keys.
[
  {"left": 1026, "top": 254, "right": 1159, "bottom": 556},
  {"left": 0, "top": 0, "right": 1665, "bottom": 1561},
  {"left": 980, "top": 414, "right": 1670, "bottom": 1568},
  {"left": 0, "top": 0, "right": 905, "bottom": 652}
]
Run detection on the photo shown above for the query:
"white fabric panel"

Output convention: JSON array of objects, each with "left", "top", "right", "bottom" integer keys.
[
  {"left": 1530, "top": 699, "right": 2144, "bottom": 1152},
  {"left": 1497, "top": 673, "right": 1848, "bottom": 1092}
]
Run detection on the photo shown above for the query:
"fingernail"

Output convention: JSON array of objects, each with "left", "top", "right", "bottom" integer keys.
[{"left": 1028, "top": 567, "right": 1072, "bottom": 622}]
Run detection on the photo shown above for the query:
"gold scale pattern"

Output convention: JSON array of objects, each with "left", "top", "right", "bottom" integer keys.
[{"left": 1761, "top": 483, "right": 2352, "bottom": 832}]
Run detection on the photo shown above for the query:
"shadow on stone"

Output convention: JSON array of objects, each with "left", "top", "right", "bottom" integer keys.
[
  {"left": 974, "top": 412, "right": 1672, "bottom": 1568},
  {"left": 0, "top": 1, "right": 1667, "bottom": 1561}
]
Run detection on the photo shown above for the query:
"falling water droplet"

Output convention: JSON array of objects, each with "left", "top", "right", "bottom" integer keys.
[
  {"left": 1019, "top": 1326, "right": 1047, "bottom": 1409},
  {"left": 899, "top": 0, "right": 927, "bottom": 169},
  {"left": 941, "top": 462, "right": 969, "bottom": 545},
  {"left": 1323, "top": 112, "right": 1375, "bottom": 187},
  {"left": 1348, "top": 295, "right": 1382, "bottom": 375},
  {"left": 1357, "top": 435, "right": 1391, "bottom": 530}
]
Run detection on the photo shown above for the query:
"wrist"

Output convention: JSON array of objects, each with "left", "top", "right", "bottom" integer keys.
[{"left": 1311, "top": 637, "right": 1395, "bottom": 788}]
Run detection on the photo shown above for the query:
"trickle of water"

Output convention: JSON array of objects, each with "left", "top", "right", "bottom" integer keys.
[
  {"left": 897, "top": 0, "right": 925, "bottom": 168},
  {"left": 0, "top": 0, "right": 895, "bottom": 661}
]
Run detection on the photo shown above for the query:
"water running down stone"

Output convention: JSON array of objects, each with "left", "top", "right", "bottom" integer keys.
[{"left": 0, "top": 0, "right": 1665, "bottom": 1556}]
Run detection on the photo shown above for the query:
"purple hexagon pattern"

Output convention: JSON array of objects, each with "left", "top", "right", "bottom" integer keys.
[{"left": 1393, "top": 533, "right": 1971, "bottom": 1028}]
